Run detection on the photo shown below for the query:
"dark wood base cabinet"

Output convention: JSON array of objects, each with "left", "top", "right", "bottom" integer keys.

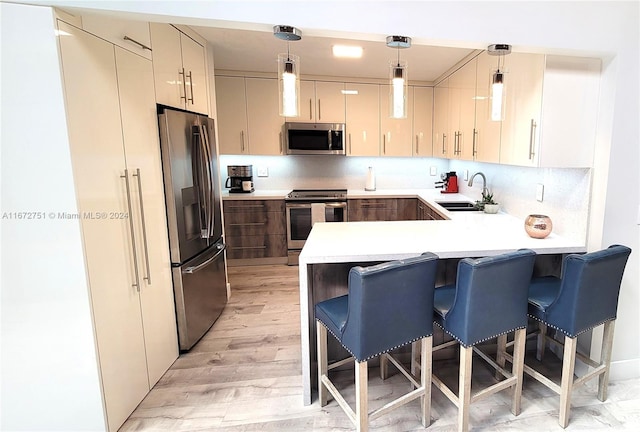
[
  {"left": 223, "top": 200, "right": 287, "bottom": 260},
  {"left": 348, "top": 198, "right": 443, "bottom": 222}
]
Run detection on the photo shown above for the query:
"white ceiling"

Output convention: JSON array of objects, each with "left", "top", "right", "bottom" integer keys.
[{"left": 192, "top": 26, "right": 475, "bottom": 83}]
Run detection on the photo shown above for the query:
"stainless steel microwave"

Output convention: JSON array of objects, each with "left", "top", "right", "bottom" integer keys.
[{"left": 284, "top": 122, "right": 346, "bottom": 155}]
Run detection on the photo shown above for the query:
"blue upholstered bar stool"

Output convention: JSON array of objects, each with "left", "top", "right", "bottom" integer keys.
[
  {"left": 522, "top": 244, "right": 632, "bottom": 428},
  {"left": 315, "top": 253, "right": 439, "bottom": 432},
  {"left": 431, "top": 249, "right": 536, "bottom": 432}
]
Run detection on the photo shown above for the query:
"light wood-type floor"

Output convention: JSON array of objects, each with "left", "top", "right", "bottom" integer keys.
[{"left": 120, "top": 264, "right": 640, "bottom": 431}]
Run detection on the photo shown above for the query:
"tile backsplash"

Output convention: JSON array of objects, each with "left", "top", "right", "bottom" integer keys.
[{"left": 219, "top": 155, "right": 591, "bottom": 243}]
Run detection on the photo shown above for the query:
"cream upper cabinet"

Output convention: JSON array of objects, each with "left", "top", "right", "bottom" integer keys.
[
  {"left": 447, "top": 57, "right": 476, "bottom": 160},
  {"left": 288, "top": 80, "right": 345, "bottom": 123},
  {"left": 315, "top": 81, "right": 346, "bottom": 123},
  {"left": 215, "top": 76, "right": 249, "bottom": 155},
  {"left": 433, "top": 79, "right": 449, "bottom": 158},
  {"left": 345, "top": 83, "right": 380, "bottom": 156},
  {"left": 81, "top": 14, "right": 152, "bottom": 60},
  {"left": 245, "top": 77, "right": 285, "bottom": 155},
  {"left": 473, "top": 51, "right": 502, "bottom": 163},
  {"left": 500, "top": 53, "right": 600, "bottom": 167},
  {"left": 150, "top": 23, "right": 208, "bottom": 114},
  {"left": 379, "top": 85, "right": 414, "bottom": 156},
  {"left": 413, "top": 86, "right": 434, "bottom": 157},
  {"left": 57, "top": 21, "right": 178, "bottom": 432}
]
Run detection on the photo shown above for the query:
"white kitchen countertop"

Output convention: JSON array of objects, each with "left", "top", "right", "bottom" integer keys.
[{"left": 221, "top": 189, "right": 290, "bottom": 200}]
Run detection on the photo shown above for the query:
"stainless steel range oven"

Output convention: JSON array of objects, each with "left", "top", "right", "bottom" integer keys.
[{"left": 285, "top": 189, "right": 348, "bottom": 265}]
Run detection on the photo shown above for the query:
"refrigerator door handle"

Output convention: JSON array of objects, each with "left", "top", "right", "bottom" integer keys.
[
  {"left": 192, "top": 125, "right": 210, "bottom": 239},
  {"left": 200, "top": 123, "right": 215, "bottom": 239},
  {"left": 182, "top": 244, "right": 226, "bottom": 274}
]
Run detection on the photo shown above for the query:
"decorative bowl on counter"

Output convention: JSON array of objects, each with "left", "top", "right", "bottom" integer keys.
[
  {"left": 483, "top": 204, "right": 500, "bottom": 214},
  {"left": 525, "top": 214, "right": 553, "bottom": 239}
]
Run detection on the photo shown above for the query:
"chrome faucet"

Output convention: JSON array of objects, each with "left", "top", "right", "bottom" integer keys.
[{"left": 468, "top": 172, "right": 488, "bottom": 196}]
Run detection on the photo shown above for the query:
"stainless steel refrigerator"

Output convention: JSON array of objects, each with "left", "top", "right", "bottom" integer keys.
[{"left": 158, "top": 106, "right": 227, "bottom": 351}]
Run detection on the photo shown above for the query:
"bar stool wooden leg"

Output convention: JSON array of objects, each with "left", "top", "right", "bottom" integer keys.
[
  {"left": 411, "top": 339, "right": 420, "bottom": 380},
  {"left": 537, "top": 322, "right": 547, "bottom": 361},
  {"left": 421, "top": 336, "right": 432, "bottom": 427},
  {"left": 458, "top": 346, "right": 473, "bottom": 432},
  {"left": 356, "top": 360, "right": 368, "bottom": 432},
  {"left": 317, "top": 324, "right": 328, "bottom": 407},
  {"left": 598, "top": 320, "right": 616, "bottom": 402},
  {"left": 511, "top": 328, "right": 526, "bottom": 416},
  {"left": 559, "top": 335, "right": 577, "bottom": 428},
  {"left": 496, "top": 334, "right": 507, "bottom": 380},
  {"left": 380, "top": 350, "right": 388, "bottom": 380}
]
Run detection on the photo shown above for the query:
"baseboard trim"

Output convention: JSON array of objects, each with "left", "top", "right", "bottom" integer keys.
[{"left": 609, "top": 358, "right": 640, "bottom": 381}]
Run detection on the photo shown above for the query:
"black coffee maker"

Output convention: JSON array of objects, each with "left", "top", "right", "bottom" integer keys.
[{"left": 225, "top": 165, "right": 254, "bottom": 193}]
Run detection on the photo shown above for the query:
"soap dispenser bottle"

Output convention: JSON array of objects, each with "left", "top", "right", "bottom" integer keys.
[{"left": 365, "top": 166, "right": 376, "bottom": 191}]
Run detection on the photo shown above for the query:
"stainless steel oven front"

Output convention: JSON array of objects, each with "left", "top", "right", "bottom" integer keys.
[{"left": 285, "top": 201, "right": 347, "bottom": 264}]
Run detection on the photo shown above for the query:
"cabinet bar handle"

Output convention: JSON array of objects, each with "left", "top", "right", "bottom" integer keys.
[
  {"left": 309, "top": 99, "right": 313, "bottom": 120},
  {"left": 179, "top": 68, "right": 187, "bottom": 102},
  {"left": 227, "top": 204, "right": 265, "bottom": 209},
  {"left": 280, "top": 132, "right": 283, "bottom": 155},
  {"left": 349, "top": 133, "right": 352, "bottom": 154},
  {"left": 415, "top": 134, "right": 420, "bottom": 155},
  {"left": 121, "top": 170, "right": 140, "bottom": 292},
  {"left": 123, "top": 35, "right": 152, "bottom": 51},
  {"left": 383, "top": 134, "right": 386, "bottom": 155},
  {"left": 472, "top": 128, "right": 478, "bottom": 157},
  {"left": 187, "top": 71, "right": 194, "bottom": 104},
  {"left": 229, "top": 222, "right": 266, "bottom": 226},
  {"left": 318, "top": 99, "right": 322, "bottom": 120},
  {"left": 442, "top": 133, "right": 446, "bottom": 155},
  {"left": 133, "top": 168, "right": 152, "bottom": 285},
  {"left": 240, "top": 130, "right": 245, "bottom": 152},
  {"left": 529, "top": 119, "right": 537, "bottom": 160}
]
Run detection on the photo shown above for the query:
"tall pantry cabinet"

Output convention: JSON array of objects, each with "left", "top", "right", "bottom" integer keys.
[{"left": 56, "top": 20, "right": 178, "bottom": 432}]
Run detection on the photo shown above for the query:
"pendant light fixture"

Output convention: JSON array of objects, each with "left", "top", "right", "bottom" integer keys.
[
  {"left": 274, "top": 25, "right": 302, "bottom": 117},
  {"left": 487, "top": 44, "right": 511, "bottom": 121},
  {"left": 386, "top": 35, "right": 411, "bottom": 119}
]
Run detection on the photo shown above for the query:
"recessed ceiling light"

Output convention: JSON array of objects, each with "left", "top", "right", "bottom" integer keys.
[
  {"left": 332, "top": 45, "right": 363, "bottom": 58},
  {"left": 341, "top": 89, "right": 359, "bottom": 95}
]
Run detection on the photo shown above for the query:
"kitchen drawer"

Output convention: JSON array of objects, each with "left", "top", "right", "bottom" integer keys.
[
  {"left": 348, "top": 199, "right": 397, "bottom": 221},
  {"left": 223, "top": 199, "right": 285, "bottom": 213},
  {"left": 225, "top": 234, "right": 287, "bottom": 259},
  {"left": 224, "top": 213, "right": 286, "bottom": 236}
]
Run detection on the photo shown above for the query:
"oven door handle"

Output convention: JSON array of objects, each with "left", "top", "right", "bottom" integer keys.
[
  {"left": 286, "top": 203, "right": 312, "bottom": 208},
  {"left": 325, "top": 202, "right": 347, "bottom": 208}
]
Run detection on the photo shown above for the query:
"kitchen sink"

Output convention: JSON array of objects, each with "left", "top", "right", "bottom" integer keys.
[{"left": 436, "top": 201, "right": 482, "bottom": 212}]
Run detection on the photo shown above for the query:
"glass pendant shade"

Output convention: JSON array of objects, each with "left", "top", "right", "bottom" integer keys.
[
  {"left": 389, "top": 61, "right": 408, "bottom": 119},
  {"left": 490, "top": 69, "right": 506, "bottom": 121},
  {"left": 278, "top": 53, "right": 300, "bottom": 117}
]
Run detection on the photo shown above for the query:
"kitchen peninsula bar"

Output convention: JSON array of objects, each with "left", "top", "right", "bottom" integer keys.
[{"left": 298, "top": 199, "right": 586, "bottom": 405}]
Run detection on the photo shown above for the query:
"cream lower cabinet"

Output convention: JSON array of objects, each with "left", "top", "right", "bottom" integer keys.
[
  {"left": 57, "top": 21, "right": 178, "bottom": 432},
  {"left": 345, "top": 83, "right": 380, "bottom": 156},
  {"left": 150, "top": 22, "right": 208, "bottom": 114},
  {"left": 380, "top": 85, "right": 414, "bottom": 156},
  {"left": 500, "top": 54, "right": 600, "bottom": 167}
]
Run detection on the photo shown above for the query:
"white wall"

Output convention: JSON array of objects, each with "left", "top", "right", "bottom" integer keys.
[{"left": 0, "top": 3, "right": 105, "bottom": 431}]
